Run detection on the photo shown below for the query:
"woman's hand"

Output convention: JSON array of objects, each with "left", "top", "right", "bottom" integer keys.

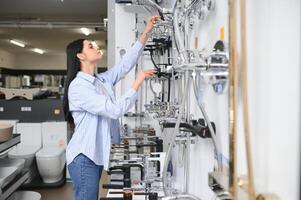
[
  {"left": 138, "top": 69, "right": 157, "bottom": 79},
  {"left": 132, "top": 69, "right": 157, "bottom": 91},
  {"left": 139, "top": 16, "right": 161, "bottom": 44},
  {"left": 144, "top": 16, "right": 161, "bottom": 34}
]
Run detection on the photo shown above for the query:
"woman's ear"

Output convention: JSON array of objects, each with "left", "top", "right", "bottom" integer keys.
[{"left": 76, "top": 53, "right": 85, "bottom": 60}]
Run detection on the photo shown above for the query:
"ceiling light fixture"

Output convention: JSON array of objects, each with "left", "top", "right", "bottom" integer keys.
[
  {"left": 103, "top": 18, "right": 108, "bottom": 27},
  {"left": 32, "top": 48, "right": 44, "bottom": 54},
  {"left": 91, "top": 41, "right": 99, "bottom": 49},
  {"left": 10, "top": 39, "right": 25, "bottom": 47},
  {"left": 80, "top": 27, "right": 90, "bottom": 36}
]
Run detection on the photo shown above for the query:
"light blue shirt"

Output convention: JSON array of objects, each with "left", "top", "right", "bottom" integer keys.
[{"left": 66, "top": 41, "right": 144, "bottom": 169}]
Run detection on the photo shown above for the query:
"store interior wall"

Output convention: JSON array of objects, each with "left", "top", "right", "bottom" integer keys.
[
  {"left": 0, "top": 49, "right": 15, "bottom": 69},
  {"left": 243, "top": 0, "right": 300, "bottom": 199}
]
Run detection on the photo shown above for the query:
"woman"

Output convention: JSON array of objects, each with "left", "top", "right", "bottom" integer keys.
[{"left": 63, "top": 16, "right": 160, "bottom": 200}]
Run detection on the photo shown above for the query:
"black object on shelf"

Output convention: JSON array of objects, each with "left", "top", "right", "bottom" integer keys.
[
  {"left": 102, "top": 184, "right": 124, "bottom": 190},
  {"left": 115, "top": 0, "right": 133, "bottom": 4},
  {"left": 99, "top": 198, "right": 124, "bottom": 200},
  {"left": 162, "top": 119, "right": 216, "bottom": 139},
  {"left": 0, "top": 134, "right": 20, "bottom": 153},
  {"left": 123, "top": 112, "right": 145, "bottom": 118},
  {"left": 100, "top": 192, "right": 159, "bottom": 200}
]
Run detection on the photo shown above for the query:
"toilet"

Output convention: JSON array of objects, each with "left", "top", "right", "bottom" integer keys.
[
  {"left": 8, "top": 123, "right": 42, "bottom": 183},
  {"left": 36, "top": 147, "right": 65, "bottom": 183},
  {"left": 35, "top": 122, "right": 67, "bottom": 183}
]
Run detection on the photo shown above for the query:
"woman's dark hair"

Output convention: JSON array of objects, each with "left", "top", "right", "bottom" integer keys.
[{"left": 63, "top": 39, "right": 85, "bottom": 123}]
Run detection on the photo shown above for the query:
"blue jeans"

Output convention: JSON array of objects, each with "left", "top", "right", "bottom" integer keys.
[{"left": 68, "top": 154, "right": 103, "bottom": 200}]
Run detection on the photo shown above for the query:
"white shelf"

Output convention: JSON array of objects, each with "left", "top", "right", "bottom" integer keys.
[{"left": 0, "top": 170, "right": 29, "bottom": 200}]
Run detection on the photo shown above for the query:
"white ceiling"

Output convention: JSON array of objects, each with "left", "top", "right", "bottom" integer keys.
[{"left": 0, "top": 0, "right": 107, "bottom": 56}]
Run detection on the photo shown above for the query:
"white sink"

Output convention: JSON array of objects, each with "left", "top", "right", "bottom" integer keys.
[
  {"left": 0, "top": 166, "right": 18, "bottom": 188},
  {"left": 7, "top": 191, "right": 41, "bottom": 200},
  {"left": 0, "top": 158, "right": 25, "bottom": 174}
]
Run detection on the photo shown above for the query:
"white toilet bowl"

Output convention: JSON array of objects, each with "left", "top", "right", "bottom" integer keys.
[
  {"left": 35, "top": 147, "right": 66, "bottom": 183},
  {"left": 8, "top": 145, "right": 41, "bottom": 168},
  {"left": 8, "top": 145, "right": 41, "bottom": 183}
]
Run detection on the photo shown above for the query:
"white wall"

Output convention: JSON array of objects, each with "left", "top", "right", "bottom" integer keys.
[
  {"left": 0, "top": 49, "right": 16, "bottom": 69},
  {"left": 108, "top": 2, "right": 137, "bottom": 112},
  {"left": 13, "top": 52, "right": 107, "bottom": 70},
  {"left": 242, "top": 0, "right": 300, "bottom": 199},
  {"left": 0, "top": 50, "right": 107, "bottom": 70},
  {"left": 14, "top": 53, "right": 66, "bottom": 69}
]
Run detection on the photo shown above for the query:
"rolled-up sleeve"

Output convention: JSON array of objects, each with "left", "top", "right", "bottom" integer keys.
[
  {"left": 68, "top": 83, "right": 137, "bottom": 119},
  {"left": 101, "top": 41, "right": 144, "bottom": 85}
]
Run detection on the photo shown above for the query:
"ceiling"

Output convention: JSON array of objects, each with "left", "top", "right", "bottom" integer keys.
[
  {"left": 0, "top": 0, "right": 107, "bottom": 56},
  {"left": 0, "top": 0, "right": 107, "bottom": 22},
  {"left": 0, "top": 28, "right": 107, "bottom": 56}
]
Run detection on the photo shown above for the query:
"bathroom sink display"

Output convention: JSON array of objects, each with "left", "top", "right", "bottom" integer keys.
[
  {"left": 0, "top": 158, "right": 25, "bottom": 174},
  {"left": 0, "top": 123, "right": 13, "bottom": 142},
  {"left": 0, "top": 166, "right": 19, "bottom": 188}
]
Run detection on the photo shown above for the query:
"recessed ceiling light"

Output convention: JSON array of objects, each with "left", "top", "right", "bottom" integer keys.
[
  {"left": 80, "top": 27, "right": 90, "bottom": 36},
  {"left": 10, "top": 39, "right": 25, "bottom": 47},
  {"left": 32, "top": 48, "right": 44, "bottom": 54}
]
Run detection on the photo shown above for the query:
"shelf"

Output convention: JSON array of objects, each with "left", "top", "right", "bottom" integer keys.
[
  {"left": 0, "top": 135, "right": 20, "bottom": 154},
  {"left": 0, "top": 170, "right": 29, "bottom": 200}
]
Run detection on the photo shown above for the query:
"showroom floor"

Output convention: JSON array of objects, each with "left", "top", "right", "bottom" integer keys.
[{"left": 34, "top": 182, "right": 73, "bottom": 200}]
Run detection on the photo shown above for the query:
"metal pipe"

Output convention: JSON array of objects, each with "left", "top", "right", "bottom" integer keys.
[
  {"left": 174, "top": 62, "right": 228, "bottom": 70},
  {"left": 240, "top": 0, "right": 256, "bottom": 198},
  {"left": 142, "top": 5, "right": 154, "bottom": 15},
  {"left": 142, "top": 0, "right": 173, "bottom": 14},
  {"left": 229, "top": 0, "right": 239, "bottom": 198},
  {"left": 184, "top": 0, "right": 199, "bottom": 16},
  {"left": 192, "top": 78, "right": 222, "bottom": 171},
  {"left": 186, "top": 131, "right": 191, "bottom": 193},
  {"left": 162, "top": 70, "right": 191, "bottom": 196},
  {"left": 145, "top": 79, "right": 148, "bottom": 105},
  {"left": 149, "top": 79, "right": 157, "bottom": 100},
  {"left": 173, "top": 3, "right": 187, "bottom": 63},
  {"left": 143, "top": 0, "right": 164, "bottom": 13},
  {"left": 184, "top": 70, "right": 191, "bottom": 193}
]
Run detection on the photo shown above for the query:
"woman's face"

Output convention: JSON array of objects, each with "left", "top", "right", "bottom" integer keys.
[{"left": 78, "top": 40, "right": 103, "bottom": 64}]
